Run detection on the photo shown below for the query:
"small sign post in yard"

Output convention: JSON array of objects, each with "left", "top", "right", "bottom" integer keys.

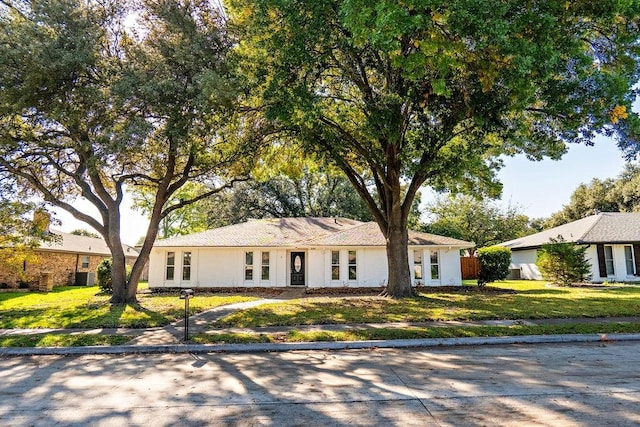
[{"left": 179, "top": 289, "right": 194, "bottom": 342}]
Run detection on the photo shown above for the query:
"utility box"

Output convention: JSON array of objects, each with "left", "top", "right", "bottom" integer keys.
[{"left": 75, "top": 272, "right": 96, "bottom": 286}]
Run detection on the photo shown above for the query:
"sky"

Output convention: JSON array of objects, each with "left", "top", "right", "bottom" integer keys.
[
  {"left": 52, "top": 135, "right": 631, "bottom": 246},
  {"left": 496, "top": 136, "right": 628, "bottom": 219}
]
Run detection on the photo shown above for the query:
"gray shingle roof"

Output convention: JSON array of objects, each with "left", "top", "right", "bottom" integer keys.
[
  {"left": 499, "top": 212, "right": 640, "bottom": 249},
  {"left": 154, "top": 217, "right": 473, "bottom": 248},
  {"left": 40, "top": 230, "right": 139, "bottom": 258},
  {"left": 307, "top": 222, "right": 472, "bottom": 247}
]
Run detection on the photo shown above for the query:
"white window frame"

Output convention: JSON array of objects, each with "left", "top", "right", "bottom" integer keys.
[
  {"left": 245, "top": 251, "right": 254, "bottom": 281},
  {"left": 261, "top": 251, "right": 270, "bottom": 281},
  {"left": 331, "top": 250, "right": 340, "bottom": 281},
  {"left": 182, "top": 252, "right": 192, "bottom": 281},
  {"left": 604, "top": 245, "right": 615, "bottom": 276},
  {"left": 348, "top": 250, "right": 357, "bottom": 281},
  {"left": 624, "top": 245, "right": 635, "bottom": 276},
  {"left": 413, "top": 250, "right": 423, "bottom": 281},
  {"left": 81, "top": 255, "right": 90, "bottom": 269},
  {"left": 430, "top": 250, "right": 440, "bottom": 281},
  {"left": 166, "top": 252, "right": 175, "bottom": 281}
]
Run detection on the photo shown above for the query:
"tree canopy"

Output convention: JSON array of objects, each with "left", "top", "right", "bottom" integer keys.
[
  {"left": 423, "top": 194, "right": 532, "bottom": 254},
  {"left": 229, "top": 0, "right": 640, "bottom": 297},
  {"left": 0, "top": 179, "right": 58, "bottom": 282},
  {"left": 0, "top": 0, "right": 257, "bottom": 302},
  {"left": 133, "top": 167, "right": 375, "bottom": 238},
  {"left": 546, "top": 163, "right": 640, "bottom": 227}
]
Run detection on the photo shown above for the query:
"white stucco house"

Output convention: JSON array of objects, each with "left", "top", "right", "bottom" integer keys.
[
  {"left": 499, "top": 212, "right": 640, "bottom": 282},
  {"left": 148, "top": 217, "right": 472, "bottom": 289}
]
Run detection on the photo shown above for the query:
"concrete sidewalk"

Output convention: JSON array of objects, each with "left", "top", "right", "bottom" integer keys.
[{"left": 1, "top": 314, "right": 640, "bottom": 356}]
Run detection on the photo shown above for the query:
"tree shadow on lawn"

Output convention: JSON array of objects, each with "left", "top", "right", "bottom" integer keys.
[{"left": 66, "top": 302, "right": 171, "bottom": 329}]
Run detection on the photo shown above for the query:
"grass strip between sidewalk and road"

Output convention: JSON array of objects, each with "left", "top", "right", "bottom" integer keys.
[
  {"left": 192, "top": 322, "right": 640, "bottom": 345},
  {"left": 0, "top": 334, "right": 130, "bottom": 347}
]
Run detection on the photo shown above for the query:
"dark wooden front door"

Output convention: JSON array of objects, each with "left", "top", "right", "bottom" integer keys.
[{"left": 290, "top": 252, "right": 305, "bottom": 286}]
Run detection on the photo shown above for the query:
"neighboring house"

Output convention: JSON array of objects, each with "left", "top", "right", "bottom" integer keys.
[
  {"left": 0, "top": 231, "right": 139, "bottom": 288},
  {"left": 499, "top": 212, "right": 640, "bottom": 282},
  {"left": 149, "top": 217, "right": 472, "bottom": 289}
]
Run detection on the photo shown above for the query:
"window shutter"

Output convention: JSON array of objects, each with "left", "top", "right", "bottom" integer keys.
[
  {"left": 596, "top": 244, "right": 607, "bottom": 278},
  {"left": 633, "top": 244, "right": 640, "bottom": 276}
]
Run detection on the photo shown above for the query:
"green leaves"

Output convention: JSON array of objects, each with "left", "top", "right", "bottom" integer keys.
[{"left": 537, "top": 238, "right": 592, "bottom": 286}]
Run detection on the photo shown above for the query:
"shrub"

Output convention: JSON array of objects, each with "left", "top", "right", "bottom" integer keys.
[
  {"left": 96, "top": 258, "right": 132, "bottom": 294},
  {"left": 536, "top": 237, "right": 591, "bottom": 286},
  {"left": 96, "top": 258, "right": 113, "bottom": 294},
  {"left": 477, "top": 246, "right": 511, "bottom": 287}
]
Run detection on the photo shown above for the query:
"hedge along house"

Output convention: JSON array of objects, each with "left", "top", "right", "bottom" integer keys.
[
  {"left": 499, "top": 212, "right": 640, "bottom": 282},
  {"left": 0, "top": 230, "right": 139, "bottom": 288},
  {"left": 148, "top": 217, "right": 472, "bottom": 289}
]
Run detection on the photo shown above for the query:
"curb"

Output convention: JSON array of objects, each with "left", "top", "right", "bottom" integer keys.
[{"left": 2, "top": 333, "right": 639, "bottom": 357}]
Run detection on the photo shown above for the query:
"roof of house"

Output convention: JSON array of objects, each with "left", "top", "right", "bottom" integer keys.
[
  {"left": 499, "top": 212, "right": 640, "bottom": 250},
  {"left": 38, "top": 231, "right": 139, "bottom": 258},
  {"left": 154, "top": 217, "right": 473, "bottom": 248}
]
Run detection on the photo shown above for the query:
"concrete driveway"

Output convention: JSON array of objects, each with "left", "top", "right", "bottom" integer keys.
[{"left": 1, "top": 341, "right": 639, "bottom": 426}]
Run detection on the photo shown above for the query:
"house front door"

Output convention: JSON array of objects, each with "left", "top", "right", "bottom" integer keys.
[{"left": 290, "top": 252, "right": 305, "bottom": 286}]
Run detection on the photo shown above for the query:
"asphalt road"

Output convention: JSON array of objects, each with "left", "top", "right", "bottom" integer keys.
[{"left": 1, "top": 341, "right": 639, "bottom": 426}]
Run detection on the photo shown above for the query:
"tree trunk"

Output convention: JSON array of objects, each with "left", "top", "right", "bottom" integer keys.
[
  {"left": 126, "top": 204, "right": 165, "bottom": 302},
  {"left": 104, "top": 211, "right": 137, "bottom": 304},
  {"left": 384, "top": 207, "right": 414, "bottom": 298},
  {"left": 110, "top": 249, "right": 130, "bottom": 304}
]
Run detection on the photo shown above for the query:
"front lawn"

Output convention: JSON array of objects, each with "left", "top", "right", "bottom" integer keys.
[
  {"left": 214, "top": 281, "right": 640, "bottom": 328},
  {"left": 0, "top": 286, "right": 258, "bottom": 329}
]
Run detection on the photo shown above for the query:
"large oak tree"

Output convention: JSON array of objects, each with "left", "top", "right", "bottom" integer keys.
[
  {"left": 229, "top": 0, "right": 640, "bottom": 297},
  {"left": 0, "top": 0, "right": 258, "bottom": 303}
]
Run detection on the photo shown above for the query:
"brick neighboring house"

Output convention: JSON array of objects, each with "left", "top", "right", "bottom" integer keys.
[{"left": 0, "top": 231, "right": 139, "bottom": 288}]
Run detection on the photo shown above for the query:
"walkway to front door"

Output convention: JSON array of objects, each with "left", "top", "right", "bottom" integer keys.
[{"left": 290, "top": 252, "right": 305, "bottom": 286}]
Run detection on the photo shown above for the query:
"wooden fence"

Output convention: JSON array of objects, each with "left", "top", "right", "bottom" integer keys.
[{"left": 460, "top": 256, "right": 480, "bottom": 280}]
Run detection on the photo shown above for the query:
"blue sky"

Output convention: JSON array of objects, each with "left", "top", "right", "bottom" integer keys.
[
  {"left": 53, "top": 136, "right": 632, "bottom": 245},
  {"left": 496, "top": 136, "right": 628, "bottom": 219}
]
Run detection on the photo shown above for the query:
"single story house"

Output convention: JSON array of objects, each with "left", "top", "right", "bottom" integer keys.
[
  {"left": 499, "top": 212, "right": 640, "bottom": 282},
  {"left": 0, "top": 231, "right": 139, "bottom": 288},
  {"left": 148, "top": 217, "right": 472, "bottom": 289}
]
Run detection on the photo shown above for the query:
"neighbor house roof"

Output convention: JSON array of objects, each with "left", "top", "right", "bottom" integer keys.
[
  {"left": 39, "top": 230, "right": 139, "bottom": 258},
  {"left": 154, "top": 217, "right": 473, "bottom": 248},
  {"left": 499, "top": 212, "right": 640, "bottom": 250}
]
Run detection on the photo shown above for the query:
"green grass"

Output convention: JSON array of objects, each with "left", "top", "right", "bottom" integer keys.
[
  {"left": 0, "top": 334, "right": 130, "bottom": 347},
  {"left": 193, "top": 322, "right": 640, "bottom": 344},
  {"left": 214, "top": 280, "right": 640, "bottom": 328},
  {"left": 0, "top": 285, "right": 258, "bottom": 329}
]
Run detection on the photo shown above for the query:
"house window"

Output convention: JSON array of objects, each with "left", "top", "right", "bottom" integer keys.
[
  {"left": 182, "top": 252, "right": 191, "bottom": 281},
  {"left": 413, "top": 250, "right": 423, "bottom": 280},
  {"left": 604, "top": 245, "right": 615, "bottom": 276},
  {"left": 261, "top": 252, "right": 270, "bottom": 280},
  {"left": 245, "top": 251, "right": 254, "bottom": 280},
  {"left": 81, "top": 256, "right": 90, "bottom": 269},
  {"left": 625, "top": 246, "right": 635, "bottom": 275},
  {"left": 348, "top": 250, "right": 357, "bottom": 280},
  {"left": 331, "top": 251, "right": 340, "bottom": 280},
  {"left": 166, "top": 252, "right": 175, "bottom": 281},
  {"left": 430, "top": 251, "right": 439, "bottom": 280}
]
